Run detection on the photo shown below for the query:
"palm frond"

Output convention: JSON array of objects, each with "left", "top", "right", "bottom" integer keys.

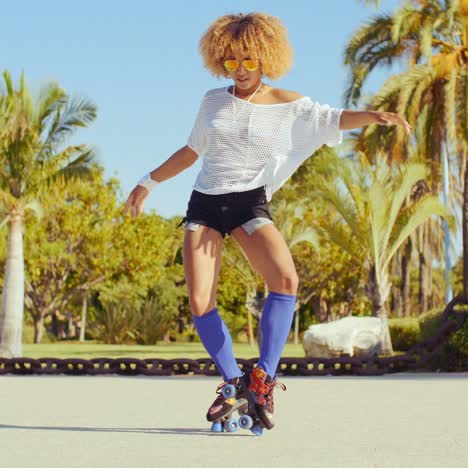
[
  {"left": 445, "top": 67, "right": 458, "bottom": 144},
  {"left": 44, "top": 145, "right": 97, "bottom": 184},
  {"left": 35, "top": 81, "right": 66, "bottom": 130},
  {"left": 24, "top": 199, "right": 44, "bottom": 219},
  {"left": 315, "top": 219, "right": 358, "bottom": 259},
  {"left": 44, "top": 95, "right": 97, "bottom": 150},
  {"left": 384, "top": 195, "right": 452, "bottom": 270},
  {"left": 0, "top": 214, "right": 10, "bottom": 230},
  {"left": 289, "top": 227, "right": 320, "bottom": 250},
  {"left": 0, "top": 188, "right": 18, "bottom": 210},
  {"left": 420, "top": 13, "right": 436, "bottom": 59},
  {"left": 311, "top": 176, "right": 363, "bottom": 239},
  {"left": 381, "top": 162, "right": 428, "bottom": 254},
  {"left": 2, "top": 70, "right": 14, "bottom": 96},
  {"left": 343, "top": 14, "right": 399, "bottom": 106}
]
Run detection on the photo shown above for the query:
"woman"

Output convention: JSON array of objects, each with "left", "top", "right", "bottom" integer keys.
[{"left": 124, "top": 12, "right": 411, "bottom": 434}]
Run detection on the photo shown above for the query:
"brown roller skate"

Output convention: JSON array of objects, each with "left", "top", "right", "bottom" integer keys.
[{"left": 207, "top": 374, "right": 251, "bottom": 433}]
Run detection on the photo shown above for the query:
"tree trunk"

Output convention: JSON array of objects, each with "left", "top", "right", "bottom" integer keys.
[
  {"left": 442, "top": 141, "right": 453, "bottom": 303},
  {"left": 367, "top": 266, "right": 394, "bottom": 356},
  {"left": 401, "top": 239, "right": 411, "bottom": 317},
  {"left": 51, "top": 312, "right": 59, "bottom": 337},
  {"left": 247, "top": 303, "right": 254, "bottom": 347},
  {"left": 66, "top": 312, "right": 75, "bottom": 338},
  {"left": 427, "top": 261, "right": 433, "bottom": 310},
  {"left": 318, "top": 295, "right": 331, "bottom": 322},
  {"left": 426, "top": 270, "right": 433, "bottom": 309},
  {"left": 390, "top": 254, "right": 401, "bottom": 317},
  {"left": 418, "top": 250, "right": 429, "bottom": 314},
  {"left": 34, "top": 315, "right": 44, "bottom": 343},
  {"left": 294, "top": 306, "right": 299, "bottom": 345},
  {"left": 464, "top": 158, "right": 468, "bottom": 300},
  {"left": 0, "top": 214, "right": 25, "bottom": 358},
  {"left": 418, "top": 224, "right": 430, "bottom": 315},
  {"left": 245, "top": 286, "right": 267, "bottom": 352},
  {"left": 80, "top": 294, "right": 87, "bottom": 342}
]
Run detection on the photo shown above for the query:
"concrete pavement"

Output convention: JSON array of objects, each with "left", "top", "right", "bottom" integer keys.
[{"left": 1, "top": 373, "right": 467, "bottom": 468}]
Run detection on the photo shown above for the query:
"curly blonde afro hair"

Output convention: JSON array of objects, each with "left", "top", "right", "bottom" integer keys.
[{"left": 199, "top": 12, "right": 293, "bottom": 80}]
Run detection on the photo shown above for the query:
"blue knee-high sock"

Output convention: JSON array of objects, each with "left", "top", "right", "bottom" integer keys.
[
  {"left": 257, "top": 291, "right": 297, "bottom": 378},
  {"left": 193, "top": 307, "right": 242, "bottom": 381}
]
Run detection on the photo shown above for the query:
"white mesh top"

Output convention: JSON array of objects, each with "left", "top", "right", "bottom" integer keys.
[{"left": 187, "top": 86, "right": 343, "bottom": 201}]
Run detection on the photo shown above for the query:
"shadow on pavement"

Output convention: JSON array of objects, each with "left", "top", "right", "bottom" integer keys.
[{"left": 0, "top": 424, "right": 249, "bottom": 437}]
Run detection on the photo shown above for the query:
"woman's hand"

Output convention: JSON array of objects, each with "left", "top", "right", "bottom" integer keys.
[
  {"left": 123, "top": 185, "right": 149, "bottom": 218},
  {"left": 374, "top": 111, "right": 412, "bottom": 135}
]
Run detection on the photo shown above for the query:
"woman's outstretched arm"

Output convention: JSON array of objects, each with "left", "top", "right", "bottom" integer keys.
[
  {"left": 339, "top": 110, "right": 412, "bottom": 135},
  {"left": 146, "top": 145, "right": 199, "bottom": 184}
]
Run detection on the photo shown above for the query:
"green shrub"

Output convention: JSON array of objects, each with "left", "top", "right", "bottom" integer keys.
[
  {"left": 449, "top": 320, "right": 468, "bottom": 355},
  {"left": 88, "top": 301, "right": 140, "bottom": 344},
  {"left": 134, "top": 296, "right": 178, "bottom": 345},
  {"left": 177, "top": 328, "right": 201, "bottom": 343},
  {"left": 133, "top": 272, "right": 184, "bottom": 344},
  {"left": 419, "top": 309, "right": 443, "bottom": 339},
  {"left": 388, "top": 317, "right": 420, "bottom": 351},
  {"left": 388, "top": 306, "right": 467, "bottom": 371},
  {"left": 418, "top": 307, "right": 468, "bottom": 371}
]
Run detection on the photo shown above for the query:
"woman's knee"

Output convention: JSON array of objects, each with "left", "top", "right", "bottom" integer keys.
[
  {"left": 189, "top": 294, "right": 217, "bottom": 317},
  {"left": 267, "top": 270, "right": 299, "bottom": 295}
]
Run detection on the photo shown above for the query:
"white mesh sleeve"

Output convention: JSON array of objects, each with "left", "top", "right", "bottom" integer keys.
[
  {"left": 187, "top": 93, "right": 208, "bottom": 156},
  {"left": 297, "top": 98, "right": 343, "bottom": 154}
]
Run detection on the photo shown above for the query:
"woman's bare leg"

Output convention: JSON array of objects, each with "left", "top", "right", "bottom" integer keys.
[
  {"left": 183, "top": 224, "right": 223, "bottom": 316},
  {"left": 183, "top": 224, "right": 242, "bottom": 382}
]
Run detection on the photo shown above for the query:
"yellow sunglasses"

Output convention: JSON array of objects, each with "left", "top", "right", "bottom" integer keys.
[{"left": 223, "top": 59, "right": 259, "bottom": 72}]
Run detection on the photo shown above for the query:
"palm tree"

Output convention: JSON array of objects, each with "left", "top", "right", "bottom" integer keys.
[
  {"left": 310, "top": 151, "right": 452, "bottom": 355},
  {"left": 344, "top": 0, "right": 468, "bottom": 310},
  {"left": 0, "top": 70, "right": 97, "bottom": 357}
]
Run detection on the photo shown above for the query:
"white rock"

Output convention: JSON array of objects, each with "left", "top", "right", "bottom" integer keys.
[{"left": 302, "top": 316, "right": 385, "bottom": 358}]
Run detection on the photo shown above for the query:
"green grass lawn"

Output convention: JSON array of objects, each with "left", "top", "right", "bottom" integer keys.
[{"left": 22, "top": 342, "right": 306, "bottom": 360}]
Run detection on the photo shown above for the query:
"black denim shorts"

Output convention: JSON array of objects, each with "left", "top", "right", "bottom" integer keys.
[{"left": 176, "top": 185, "right": 273, "bottom": 238}]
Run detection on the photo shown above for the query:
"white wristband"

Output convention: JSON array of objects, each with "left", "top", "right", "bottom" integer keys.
[{"left": 137, "top": 173, "right": 159, "bottom": 192}]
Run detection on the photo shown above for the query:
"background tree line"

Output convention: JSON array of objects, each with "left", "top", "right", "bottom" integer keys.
[{"left": 0, "top": 0, "right": 466, "bottom": 360}]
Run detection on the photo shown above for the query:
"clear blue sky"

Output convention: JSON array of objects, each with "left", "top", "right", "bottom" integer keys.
[{"left": 4, "top": 0, "right": 403, "bottom": 219}]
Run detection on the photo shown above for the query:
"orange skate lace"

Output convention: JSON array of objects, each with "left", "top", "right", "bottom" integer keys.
[{"left": 265, "top": 380, "right": 287, "bottom": 414}]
